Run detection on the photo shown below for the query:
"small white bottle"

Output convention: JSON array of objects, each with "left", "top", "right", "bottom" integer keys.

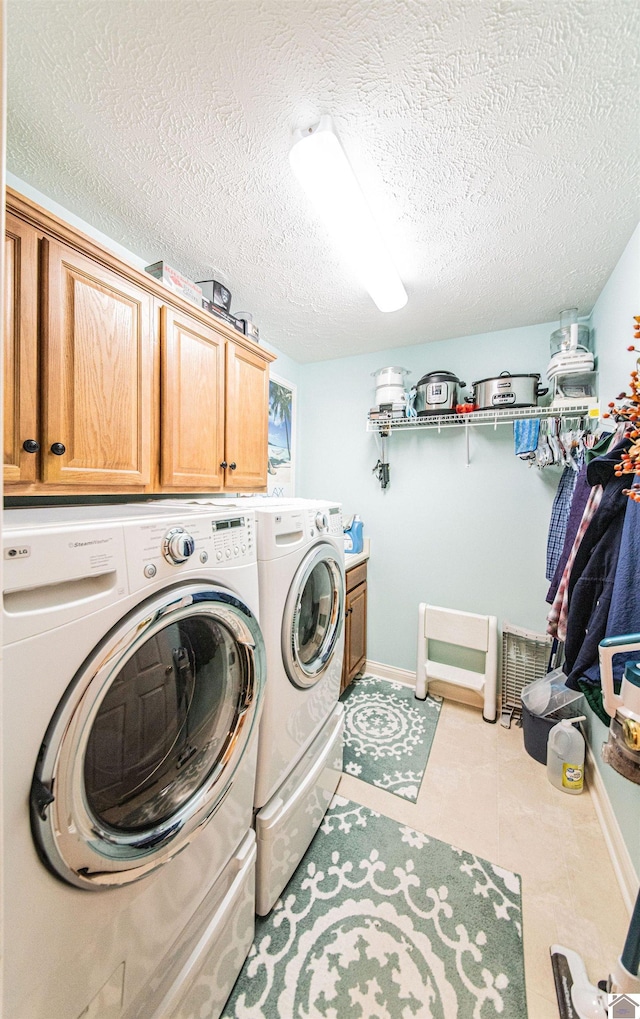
[{"left": 546, "top": 716, "right": 586, "bottom": 794}]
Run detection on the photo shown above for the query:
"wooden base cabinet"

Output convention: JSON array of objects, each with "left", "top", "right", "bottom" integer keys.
[
  {"left": 3, "top": 189, "right": 275, "bottom": 495},
  {"left": 340, "top": 561, "right": 368, "bottom": 695}
]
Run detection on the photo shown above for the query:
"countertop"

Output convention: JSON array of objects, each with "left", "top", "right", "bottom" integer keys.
[{"left": 344, "top": 537, "right": 370, "bottom": 571}]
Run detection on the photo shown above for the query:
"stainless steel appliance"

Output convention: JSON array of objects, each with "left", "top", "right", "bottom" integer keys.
[
  {"left": 471, "top": 372, "right": 548, "bottom": 410},
  {"left": 415, "top": 371, "right": 465, "bottom": 415}
]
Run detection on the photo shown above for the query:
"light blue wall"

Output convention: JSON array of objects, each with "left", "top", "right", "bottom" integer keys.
[
  {"left": 298, "top": 322, "right": 560, "bottom": 671},
  {"left": 584, "top": 222, "right": 640, "bottom": 880},
  {"left": 592, "top": 222, "right": 640, "bottom": 415}
]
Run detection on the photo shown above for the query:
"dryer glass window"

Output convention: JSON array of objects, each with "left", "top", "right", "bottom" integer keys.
[
  {"left": 84, "top": 615, "right": 243, "bottom": 832},
  {"left": 297, "top": 561, "right": 334, "bottom": 667},
  {"left": 285, "top": 547, "right": 344, "bottom": 688}
]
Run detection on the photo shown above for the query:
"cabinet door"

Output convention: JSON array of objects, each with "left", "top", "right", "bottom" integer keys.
[
  {"left": 42, "top": 239, "right": 153, "bottom": 486},
  {"left": 224, "top": 340, "right": 269, "bottom": 491},
  {"left": 341, "top": 579, "right": 367, "bottom": 693},
  {"left": 159, "top": 304, "right": 225, "bottom": 489},
  {"left": 4, "top": 215, "right": 39, "bottom": 483},
  {"left": 347, "top": 582, "right": 367, "bottom": 676}
]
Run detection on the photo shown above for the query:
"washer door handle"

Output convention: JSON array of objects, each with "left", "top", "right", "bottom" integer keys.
[
  {"left": 238, "top": 642, "right": 257, "bottom": 711},
  {"left": 31, "top": 775, "right": 55, "bottom": 821}
]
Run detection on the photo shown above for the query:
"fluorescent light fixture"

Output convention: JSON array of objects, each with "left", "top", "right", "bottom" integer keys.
[{"left": 289, "top": 116, "right": 408, "bottom": 313}]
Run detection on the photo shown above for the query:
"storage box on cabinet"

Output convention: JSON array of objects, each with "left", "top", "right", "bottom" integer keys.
[
  {"left": 3, "top": 189, "right": 275, "bottom": 494},
  {"left": 340, "top": 562, "right": 367, "bottom": 694}
]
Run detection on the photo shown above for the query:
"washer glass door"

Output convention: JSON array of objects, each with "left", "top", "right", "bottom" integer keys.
[
  {"left": 30, "top": 584, "right": 265, "bottom": 889},
  {"left": 282, "top": 544, "right": 344, "bottom": 689}
]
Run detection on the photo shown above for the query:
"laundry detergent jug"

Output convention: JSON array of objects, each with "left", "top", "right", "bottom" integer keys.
[
  {"left": 344, "top": 515, "right": 364, "bottom": 554},
  {"left": 546, "top": 716, "right": 586, "bottom": 794}
]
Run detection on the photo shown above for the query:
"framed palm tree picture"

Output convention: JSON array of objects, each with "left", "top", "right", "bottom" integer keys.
[{"left": 267, "top": 374, "right": 296, "bottom": 496}]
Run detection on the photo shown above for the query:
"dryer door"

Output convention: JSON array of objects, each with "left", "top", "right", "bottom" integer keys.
[
  {"left": 30, "top": 584, "right": 265, "bottom": 889},
  {"left": 282, "top": 543, "right": 344, "bottom": 689}
]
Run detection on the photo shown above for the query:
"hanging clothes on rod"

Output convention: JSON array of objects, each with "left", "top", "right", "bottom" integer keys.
[
  {"left": 553, "top": 435, "right": 634, "bottom": 703},
  {"left": 545, "top": 422, "right": 628, "bottom": 605},
  {"left": 546, "top": 451, "right": 583, "bottom": 582}
]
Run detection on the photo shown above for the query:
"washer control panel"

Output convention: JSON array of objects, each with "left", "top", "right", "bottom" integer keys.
[
  {"left": 162, "top": 526, "right": 196, "bottom": 565},
  {"left": 124, "top": 511, "right": 255, "bottom": 591}
]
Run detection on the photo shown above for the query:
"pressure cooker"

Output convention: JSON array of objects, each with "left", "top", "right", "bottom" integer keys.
[
  {"left": 415, "top": 371, "right": 465, "bottom": 415},
  {"left": 471, "top": 372, "right": 548, "bottom": 410}
]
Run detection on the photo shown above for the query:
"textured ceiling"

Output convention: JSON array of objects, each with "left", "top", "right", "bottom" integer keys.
[{"left": 7, "top": 0, "right": 640, "bottom": 363}]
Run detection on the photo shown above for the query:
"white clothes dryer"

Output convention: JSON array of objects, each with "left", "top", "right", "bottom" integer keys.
[
  {"left": 252, "top": 501, "right": 345, "bottom": 915},
  {"left": 2, "top": 504, "right": 266, "bottom": 1019}
]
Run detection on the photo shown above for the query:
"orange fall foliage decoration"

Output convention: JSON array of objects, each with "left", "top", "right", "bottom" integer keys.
[{"left": 602, "top": 314, "right": 640, "bottom": 502}]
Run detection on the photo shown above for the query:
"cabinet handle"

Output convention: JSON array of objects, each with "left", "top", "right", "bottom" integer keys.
[
  {"left": 220, "top": 461, "right": 228, "bottom": 469},
  {"left": 22, "top": 439, "right": 40, "bottom": 453},
  {"left": 229, "top": 462, "right": 237, "bottom": 470},
  {"left": 50, "top": 442, "right": 66, "bottom": 456}
]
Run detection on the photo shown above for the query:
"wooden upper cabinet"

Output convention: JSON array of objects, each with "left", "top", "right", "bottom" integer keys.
[
  {"left": 159, "top": 303, "right": 225, "bottom": 489},
  {"left": 225, "top": 340, "right": 269, "bottom": 491},
  {"left": 41, "top": 238, "right": 153, "bottom": 487},
  {"left": 4, "top": 189, "right": 276, "bottom": 494},
  {"left": 4, "top": 214, "right": 39, "bottom": 483}
]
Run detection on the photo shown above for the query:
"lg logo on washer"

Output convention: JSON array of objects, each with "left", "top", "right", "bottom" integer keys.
[{"left": 4, "top": 545, "right": 30, "bottom": 559}]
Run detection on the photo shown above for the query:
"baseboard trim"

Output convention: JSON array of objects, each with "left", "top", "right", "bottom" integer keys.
[
  {"left": 585, "top": 742, "right": 638, "bottom": 916},
  {"left": 364, "top": 659, "right": 486, "bottom": 711},
  {"left": 364, "top": 659, "right": 415, "bottom": 686}
]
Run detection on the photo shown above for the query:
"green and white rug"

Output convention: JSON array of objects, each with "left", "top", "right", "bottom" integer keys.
[
  {"left": 222, "top": 797, "right": 527, "bottom": 1018},
  {"left": 340, "top": 675, "right": 442, "bottom": 801}
]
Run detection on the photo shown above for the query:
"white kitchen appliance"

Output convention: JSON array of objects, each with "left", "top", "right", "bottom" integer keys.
[
  {"left": 2, "top": 503, "right": 266, "bottom": 1019},
  {"left": 371, "top": 366, "right": 410, "bottom": 408}
]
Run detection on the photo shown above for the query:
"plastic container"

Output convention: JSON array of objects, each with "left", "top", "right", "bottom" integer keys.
[
  {"left": 344, "top": 515, "right": 364, "bottom": 555},
  {"left": 521, "top": 703, "right": 561, "bottom": 764},
  {"left": 550, "top": 308, "right": 592, "bottom": 357},
  {"left": 546, "top": 716, "right": 586, "bottom": 794},
  {"left": 521, "top": 668, "right": 583, "bottom": 718}
]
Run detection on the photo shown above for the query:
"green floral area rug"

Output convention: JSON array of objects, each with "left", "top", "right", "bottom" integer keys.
[
  {"left": 222, "top": 797, "right": 527, "bottom": 1018},
  {"left": 340, "top": 675, "right": 442, "bottom": 801}
]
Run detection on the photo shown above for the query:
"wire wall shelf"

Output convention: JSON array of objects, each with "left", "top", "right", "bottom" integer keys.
[{"left": 366, "top": 402, "right": 599, "bottom": 434}]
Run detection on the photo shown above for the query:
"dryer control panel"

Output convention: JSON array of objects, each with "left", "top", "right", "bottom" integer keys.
[{"left": 306, "top": 502, "right": 343, "bottom": 539}]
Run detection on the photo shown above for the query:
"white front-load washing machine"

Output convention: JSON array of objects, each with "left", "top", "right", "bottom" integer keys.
[{"left": 2, "top": 503, "right": 266, "bottom": 1019}]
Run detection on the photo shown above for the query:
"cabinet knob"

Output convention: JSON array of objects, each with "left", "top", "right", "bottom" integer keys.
[
  {"left": 220, "top": 461, "right": 228, "bottom": 469},
  {"left": 50, "top": 442, "right": 66, "bottom": 456},
  {"left": 229, "top": 462, "right": 237, "bottom": 470},
  {"left": 22, "top": 439, "right": 40, "bottom": 453}
]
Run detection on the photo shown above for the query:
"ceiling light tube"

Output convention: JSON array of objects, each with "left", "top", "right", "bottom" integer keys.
[{"left": 289, "top": 116, "right": 408, "bottom": 313}]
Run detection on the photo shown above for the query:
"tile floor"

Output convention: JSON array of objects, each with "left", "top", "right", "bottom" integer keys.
[{"left": 337, "top": 696, "right": 630, "bottom": 1019}]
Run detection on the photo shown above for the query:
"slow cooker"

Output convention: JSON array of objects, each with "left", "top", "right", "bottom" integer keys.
[
  {"left": 415, "top": 371, "right": 465, "bottom": 415},
  {"left": 471, "top": 372, "right": 548, "bottom": 410}
]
